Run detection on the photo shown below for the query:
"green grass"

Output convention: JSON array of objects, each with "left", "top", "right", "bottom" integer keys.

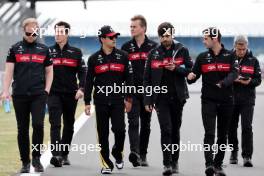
[{"left": 0, "top": 102, "right": 85, "bottom": 176}]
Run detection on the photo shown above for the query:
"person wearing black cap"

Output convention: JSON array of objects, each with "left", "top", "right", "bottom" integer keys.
[
  {"left": 121, "top": 15, "right": 157, "bottom": 167},
  {"left": 48, "top": 21, "right": 87, "bottom": 167},
  {"left": 84, "top": 25, "right": 133, "bottom": 174},
  {"left": 143, "top": 22, "right": 193, "bottom": 176},
  {"left": 187, "top": 27, "right": 238, "bottom": 176}
]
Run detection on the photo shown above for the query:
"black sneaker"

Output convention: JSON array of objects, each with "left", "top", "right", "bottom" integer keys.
[
  {"left": 62, "top": 155, "right": 70, "bottom": 165},
  {"left": 230, "top": 151, "right": 238, "bottom": 164},
  {"left": 214, "top": 165, "right": 226, "bottom": 176},
  {"left": 20, "top": 162, "right": 30, "bottom": 173},
  {"left": 162, "top": 166, "right": 172, "bottom": 176},
  {"left": 140, "top": 155, "right": 149, "bottom": 167},
  {"left": 111, "top": 149, "right": 124, "bottom": 170},
  {"left": 128, "top": 152, "right": 140, "bottom": 167},
  {"left": 32, "top": 157, "right": 44, "bottom": 172},
  {"left": 172, "top": 162, "right": 179, "bottom": 174},
  {"left": 101, "top": 167, "right": 112, "bottom": 174},
  {"left": 205, "top": 165, "right": 215, "bottom": 176},
  {"left": 243, "top": 158, "right": 253, "bottom": 167},
  {"left": 50, "top": 156, "right": 62, "bottom": 167},
  {"left": 115, "top": 160, "right": 124, "bottom": 170}
]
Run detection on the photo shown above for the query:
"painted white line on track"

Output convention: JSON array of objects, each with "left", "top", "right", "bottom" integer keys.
[{"left": 20, "top": 107, "right": 95, "bottom": 176}]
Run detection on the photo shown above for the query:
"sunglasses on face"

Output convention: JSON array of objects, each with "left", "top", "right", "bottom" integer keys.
[
  {"left": 104, "top": 36, "right": 117, "bottom": 40},
  {"left": 25, "top": 32, "right": 38, "bottom": 37}
]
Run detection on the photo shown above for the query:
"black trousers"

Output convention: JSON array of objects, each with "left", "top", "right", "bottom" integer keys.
[
  {"left": 95, "top": 103, "right": 125, "bottom": 169},
  {"left": 12, "top": 94, "right": 47, "bottom": 164},
  {"left": 228, "top": 104, "right": 254, "bottom": 158},
  {"left": 48, "top": 93, "right": 78, "bottom": 156},
  {"left": 127, "top": 96, "right": 151, "bottom": 156},
  {"left": 155, "top": 96, "right": 185, "bottom": 167},
  {"left": 201, "top": 99, "right": 233, "bottom": 167}
]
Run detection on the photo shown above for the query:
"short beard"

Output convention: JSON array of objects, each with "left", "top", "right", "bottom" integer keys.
[{"left": 162, "top": 41, "right": 172, "bottom": 48}]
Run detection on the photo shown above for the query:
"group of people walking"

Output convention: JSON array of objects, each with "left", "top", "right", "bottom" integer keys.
[{"left": 1, "top": 15, "right": 261, "bottom": 176}]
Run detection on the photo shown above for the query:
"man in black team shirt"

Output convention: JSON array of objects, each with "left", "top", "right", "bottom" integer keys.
[
  {"left": 144, "top": 22, "right": 193, "bottom": 176},
  {"left": 1, "top": 18, "right": 53, "bottom": 173},
  {"left": 187, "top": 27, "right": 238, "bottom": 176},
  {"left": 228, "top": 35, "right": 261, "bottom": 167},
  {"left": 84, "top": 25, "right": 133, "bottom": 174},
  {"left": 48, "top": 21, "right": 87, "bottom": 167},
  {"left": 121, "top": 15, "right": 157, "bottom": 167}
]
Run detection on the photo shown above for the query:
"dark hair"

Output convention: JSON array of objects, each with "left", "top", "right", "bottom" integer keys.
[
  {"left": 54, "top": 21, "right": 71, "bottom": 34},
  {"left": 131, "top": 15, "right": 147, "bottom": 32},
  {"left": 157, "top": 22, "right": 174, "bottom": 37},
  {"left": 202, "top": 27, "right": 222, "bottom": 42}
]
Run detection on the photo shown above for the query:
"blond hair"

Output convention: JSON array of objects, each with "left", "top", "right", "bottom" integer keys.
[
  {"left": 131, "top": 15, "right": 147, "bottom": 32},
  {"left": 22, "top": 18, "right": 39, "bottom": 29}
]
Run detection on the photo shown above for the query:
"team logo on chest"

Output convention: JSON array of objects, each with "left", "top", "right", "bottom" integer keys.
[
  {"left": 50, "top": 48, "right": 58, "bottom": 57},
  {"left": 205, "top": 53, "right": 212, "bottom": 63},
  {"left": 36, "top": 46, "right": 44, "bottom": 50},
  {"left": 17, "top": 45, "right": 24, "bottom": 54},
  {"left": 241, "top": 66, "right": 254, "bottom": 74},
  {"left": 153, "top": 51, "right": 159, "bottom": 59},
  {"left": 115, "top": 53, "right": 122, "bottom": 60},
  {"left": 97, "top": 54, "right": 104, "bottom": 63},
  {"left": 67, "top": 49, "right": 74, "bottom": 53},
  {"left": 95, "top": 63, "right": 124, "bottom": 74},
  {"left": 129, "top": 43, "right": 136, "bottom": 52}
]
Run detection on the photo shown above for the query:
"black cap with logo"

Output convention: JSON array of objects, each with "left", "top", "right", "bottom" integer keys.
[{"left": 98, "top": 25, "right": 120, "bottom": 37}]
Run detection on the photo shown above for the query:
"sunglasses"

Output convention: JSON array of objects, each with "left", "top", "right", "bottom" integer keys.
[
  {"left": 104, "top": 36, "right": 117, "bottom": 40},
  {"left": 25, "top": 32, "right": 38, "bottom": 37}
]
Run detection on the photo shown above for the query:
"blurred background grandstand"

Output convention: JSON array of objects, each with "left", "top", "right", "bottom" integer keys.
[{"left": 1, "top": 0, "right": 264, "bottom": 91}]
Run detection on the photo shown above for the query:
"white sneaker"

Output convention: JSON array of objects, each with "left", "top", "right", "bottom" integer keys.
[
  {"left": 101, "top": 167, "right": 112, "bottom": 174},
  {"left": 115, "top": 161, "right": 124, "bottom": 170}
]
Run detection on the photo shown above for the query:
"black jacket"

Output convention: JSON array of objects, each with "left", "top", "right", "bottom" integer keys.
[
  {"left": 6, "top": 39, "right": 52, "bottom": 96},
  {"left": 84, "top": 48, "right": 133, "bottom": 105},
  {"left": 233, "top": 50, "right": 262, "bottom": 105},
  {"left": 49, "top": 43, "right": 87, "bottom": 94},
  {"left": 143, "top": 41, "right": 193, "bottom": 105},
  {"left": 121, "top": 36, "right": 157, "bottom": 90},
  {"left": 188, "top": 45, "right": 238, "bottom": 103}
]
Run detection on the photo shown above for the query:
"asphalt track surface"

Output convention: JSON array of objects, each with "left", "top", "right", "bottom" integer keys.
[{"left": 38, "top": 90, "right": 264, "bottom": 176}]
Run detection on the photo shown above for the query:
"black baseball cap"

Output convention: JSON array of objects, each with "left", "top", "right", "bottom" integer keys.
[{"left": 98, "top": 25, "right": 120, "bottom": 37}]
